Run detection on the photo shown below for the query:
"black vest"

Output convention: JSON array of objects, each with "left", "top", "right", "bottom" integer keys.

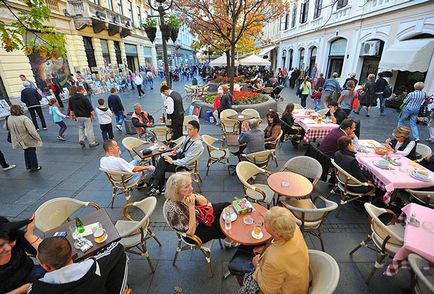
[
  {"left": 168, "top": 91, "right": 184, "bottom": 121},
  {"left": 391, "top": 138, "right": 417, "bottom": 160}
]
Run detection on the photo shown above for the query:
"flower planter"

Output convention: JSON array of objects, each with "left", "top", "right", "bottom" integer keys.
[
  {"left": 160, "top": 24, "right": 171, "bottom": 41},
  {"left": 145, "top": 27, "right": 157, "bottom": 43},
  {"left": 171, "top": 28, "right": 179, "bottom": 42}
]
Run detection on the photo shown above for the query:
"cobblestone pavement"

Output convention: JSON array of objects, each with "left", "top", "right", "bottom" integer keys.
[{"left": 1, "top": 78, "right": 429, "bottom": 293}]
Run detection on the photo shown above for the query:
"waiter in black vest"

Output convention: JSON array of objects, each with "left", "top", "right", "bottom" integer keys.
[{"left": 160, "top": 85, "right": 184, "bottom": 140}]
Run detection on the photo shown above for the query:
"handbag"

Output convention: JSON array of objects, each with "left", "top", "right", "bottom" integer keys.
[
  {"left": 195, "top": 204, "right": 215, "bottom": 227},
  {"left": 384, "top": 85, "right": 392, "bottom": 98},
  {"left": 238, "top": 271, "right": 260, "bottom": 294}
]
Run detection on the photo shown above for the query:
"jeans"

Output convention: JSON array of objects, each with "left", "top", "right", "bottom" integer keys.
[
  {"left": 0, "top": 150, "right": 9, "bottom": 168},
  {"left": 128, "top": 160, "right": 154, "bottom": 184},
  {"left": 76, "top": 117, "right": 96, "bottom": 144},
  {"left": 300, "top": 94, "right": 308, "bottom": 108},
  {"left": 136, "top": 84, "right": 144, "bottom": 96},
  {"left": 24, "top": 147, "right": 38, "bottom": 170},
  {"left": 115, "top": 112, "right": 124, "bottom": 127},
  {"left": 28, "top": 106, "right": 47, "bottom": 130},
  {"left": 147, "top": 79, "right": 154, "bottom": 89},
  {"left": 313, "top": 99, "right": 321, "bottom": 111},
  {"left": 398, "top": 107, "right": 420, "bottom": 140},
  {"left": 56, "top": 121, "right": 67, "bottom": 137},
  {"left": 376, "top": 93, "right": 385, "bottom": 113}
]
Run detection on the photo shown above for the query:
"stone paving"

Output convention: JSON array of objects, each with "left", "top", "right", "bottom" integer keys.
[{"left": 0, "top": 78, "right": 431, "bottom": 294}]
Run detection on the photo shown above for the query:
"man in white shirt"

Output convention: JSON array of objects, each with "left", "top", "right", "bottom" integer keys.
[
  {"left": 160, "top": 85, "right": 184, "bottom": 139},
  {"left": 100, "top": 139, "right": 154, "bottom": 185},
  {"left": 134, "top": 71, "right": 145, "bottom": 97}
]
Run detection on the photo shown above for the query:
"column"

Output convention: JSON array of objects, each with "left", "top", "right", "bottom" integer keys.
[
  {"left": 138, "top": 44, "right": 146, "bottom": 68},
  {"left": 151, "top": 45, "right": 158, "bottom": 70},
  {"left": 92, "top": 37, "right": 105, "bottom": 70},
  {"left": 65, "top": 34, "right": 88, "bottom": 73},
  {"left": 108, "top": 40, "right": 117, "bottom": 66}
]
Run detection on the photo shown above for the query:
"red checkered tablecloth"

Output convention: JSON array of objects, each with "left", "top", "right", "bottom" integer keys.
[{"left": 295, "top": 118, "right": 339, "bottom": 143}]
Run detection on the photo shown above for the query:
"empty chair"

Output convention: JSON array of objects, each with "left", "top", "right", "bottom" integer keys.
[
  {"left": 122, "top": 137, "right": 148, "bottom": 161},
  {"left": 236, "top": 161, "right": 275, "bottom": 207},
  {"left": 149, "top": 127, "right": 171, "bottom": 142},
  {"left": 416, "top": 143, "right": 431, "bottom": 162},
  {"left": 220, "top": 109, "right": 240, "bottom": 136},
  {"left": 293, "top": 103, "right": 304, "bottom": 110},
  {"left": 405, "top": 189, "right": 434, "bottom": 207},
  {"left": 35, "top": 197, "right": 100, "bottom": 232},
  {"left": 308, "top": 250, "right": 340, "bottom": 294},
  {"left": 242, "top": 149, "right": 274, "bottom": 169},
  {"left": 115, "top": 197, "right": 161, "bottom": 273},
  {"left": 202, "top": 134, "right": 230, "bottom": 175},
  {"left": 317, "top": 108, "right": 329, "bottom": 116},
  {"left": 281, "top": 156, "right": 323, "bottom": 187},
  {"left": 168, "top": 135, "right": 186, "bottom": 150},
  {"left": 408, "top": 253, "right": 434, "bottom": 294},
  {"left": 183, "top": 115, "right": 199, "bottom": 135},
  {"left": 350, "top": 203, "right": 404, "bottom": 283},
  {"left": 241, "top": 109, "right": 261, "bottom": 120}
]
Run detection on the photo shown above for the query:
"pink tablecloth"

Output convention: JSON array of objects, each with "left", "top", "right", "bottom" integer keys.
[
  {"left": 356, "top": 153, "right": 434, "bottom": 205},
  {"left": 295, "top": 118, "right": 339, "bottom": 143},
  {"left": 292, "top": 110, "right": 312, "bottom": 120}
]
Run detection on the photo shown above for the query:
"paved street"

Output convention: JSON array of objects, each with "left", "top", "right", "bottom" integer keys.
[{"left": 0, "top": 79, "right": 430, "bottom": 293}]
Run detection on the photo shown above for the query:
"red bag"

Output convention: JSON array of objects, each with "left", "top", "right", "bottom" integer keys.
[
  {"left": 352, "top": 90, "right": 361, "bottom": 109},
  {"left": 195, "top": 204, "right": 215, "bottom": 227}
]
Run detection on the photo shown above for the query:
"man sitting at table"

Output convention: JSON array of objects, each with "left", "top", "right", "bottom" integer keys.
[
  {"left": 100, "top": 139, "right": 154, "bottom": 186},
  {"left": 232, "top": 119, "right": 265, "bottom": 157},
  {"left": 146, "top": 120, "right": 204, "bottom": 196},
  {"left": 131, "top": 103, "right": 155, "bottom": 141},
  {"left": 319, "top": 118, "right": 358, "bottom": 158},
  {"left": 28, "top": 238, "right": 127, "bottom": 294}
]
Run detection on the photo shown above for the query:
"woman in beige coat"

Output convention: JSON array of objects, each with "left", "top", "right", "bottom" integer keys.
[{"left": 7, "top": 105, "right": 43, "bottom": 172}]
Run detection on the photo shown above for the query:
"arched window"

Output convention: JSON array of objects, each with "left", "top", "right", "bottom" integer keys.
[
  {"left": 327, "top": 38, "right": 347, "bottom": 78},
  {"left": 308, "top": 47, "right": 317, "bottom": 77},
  {"left": 299, "top": 48, "right": 305, "bottom": 69},
  {"left": 282, "top": 49, "right": 287, "bottom": 69},
  {"left": 288, "top": 49, "right": 294, "bottom": 69}
]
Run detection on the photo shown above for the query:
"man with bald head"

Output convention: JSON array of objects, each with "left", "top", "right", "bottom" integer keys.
[{"left": 232, "top": 119, "right": 265, "bottom": 157}]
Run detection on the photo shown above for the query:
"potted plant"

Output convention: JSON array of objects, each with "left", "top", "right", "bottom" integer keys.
[
  {"left": 143, "top": 17, "right": 157, "bottom": 42},
  {"left": 167, "top": 15, "right": 181, "bottom": 42}
]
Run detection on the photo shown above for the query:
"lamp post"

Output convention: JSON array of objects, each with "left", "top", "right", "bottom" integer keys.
[{"left": 147, "top": 0, "right": 173, "bottom": 88}]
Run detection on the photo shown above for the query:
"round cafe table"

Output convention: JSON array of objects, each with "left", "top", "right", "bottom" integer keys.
[
  {"left": 267, "top": 171, "right": 313, "bottom": 198},
  {"left": 219, "top": 203, "right": 271, "bottom": 246}
]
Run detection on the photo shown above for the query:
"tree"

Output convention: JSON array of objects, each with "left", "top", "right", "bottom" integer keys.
[
  {"left": 0, "top": 0, "right": 66, "bottom": 58},
  {"left": 176, "top": 0, "right": 290, "bottom": 93}
]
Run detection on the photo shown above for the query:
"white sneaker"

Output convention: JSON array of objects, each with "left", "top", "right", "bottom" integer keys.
[{"left": 3, "top": 165, "right": 16, "bottom": 171}]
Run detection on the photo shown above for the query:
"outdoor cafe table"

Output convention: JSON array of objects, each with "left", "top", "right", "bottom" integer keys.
[
  {"left": 267, "top": 171, "right": 313, "bottom": 199},
  {"left": 133, "top": 141, "right": 173, "bottom": 165},
  {"left": 355, "top": 142, "right": 434, "bottom": 206},
  {"left": 384, "top": 203, "right": 434, "bottom": 276},
  {"left": 219, "top": 202, "right": 271, "bottom": 246},
  {"left": 295, "top": 117, "right": 339, "bottom": 144},
  {"left": 292, "top": 109, "right": 316, "bottom": 120},
  {"left": 227, "top": 113, "right": 257, "bottom": 124},
  {"left": 44, "top": 209, "right": 121, "bottom": 262}
]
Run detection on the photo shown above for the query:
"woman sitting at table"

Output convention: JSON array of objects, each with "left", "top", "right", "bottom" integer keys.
[
  {"left": 385, "top": 126, "right": 417, "bottom": 160},
  {"left": 164, "top": 172, "right": 232, "bottom": 244},
  {"left": 238, "top": 207, "right": 309, "bottom": 294},
  {"left": 264, "top": 110, "right": 282, "bottom": 149},
  {"left": 280, "top": 103, "right": 305, "bottom": 146}
]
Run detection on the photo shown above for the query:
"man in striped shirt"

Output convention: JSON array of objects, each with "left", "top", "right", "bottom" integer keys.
[{"left": 397, "top": 82, "right": 426, "bottom": 141}]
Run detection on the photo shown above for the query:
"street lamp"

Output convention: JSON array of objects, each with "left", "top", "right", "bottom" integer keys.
[{"left": 147, "top": 0, "right": 173, "bottom": 87}]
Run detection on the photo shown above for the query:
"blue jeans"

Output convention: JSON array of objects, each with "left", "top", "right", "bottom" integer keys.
[
  {"left": 313, "top": 99, "right": 321, "bottom": 111},
  {"left": 300, "top": 95, "right": 308, "bottom": 108},
  {"left": 376, "top": 93, "right": 385, "bottom": 113},
  {"left": 398, "top": 107, "right": 419, "bottom": 140},
  {"left": 147, "top": 79, "right": 154, "bottom": 89},
  {"left": 128, "top": 160, "right": 154, "bottom": 184},
  {"left": 115, "top": 112, "right": 124, "bottom": 126}
]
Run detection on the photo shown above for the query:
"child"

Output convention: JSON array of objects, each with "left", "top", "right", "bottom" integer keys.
[
  {"left": 95, "top": 98, "right": 114, "bottom": 141},
  {"left": 48, "top": 98, "right": 67, "bottom": 141},
  {"left": 311, "top": 87, "right": 322, "bottom": 111}
]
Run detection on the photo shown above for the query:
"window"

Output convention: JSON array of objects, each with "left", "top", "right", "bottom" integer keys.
[
  {"left": 90, "top": 0, "right": 100, "bottom": 5},
  {"left": 101, "top": 39, "right": 111, "bottom": 66},
  {"left": 107, "top": 0, "right": 113, "bottom": 10},
  {"left": 337, "top": 0, "right": 348, "bottom": 9},
  {"left": 291, "top": 4, "right": 297, "bottom": 28},
  {"left": 128, "top": 1, "right": 133, "bottom": 26},
  {"left": 117, "top": 0, "right": 123, "bottom": 15},
  {"left": 299, "top": 1, "right": 309, "bottom": 24},
  {"left": 136, "top": 6, "right": 142, "bottom": 28},
  {"left": 314, "top": 0, "right": 322, "bottom": 18},
  {"left": 299, "top": 48, "right": 305, "bottom": 69},
  {"left": 284, "top": 13, "right": 289, "bottom": 30}
]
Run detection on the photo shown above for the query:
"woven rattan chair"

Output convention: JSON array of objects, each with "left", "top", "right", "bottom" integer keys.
[
  {"left": 35, "top": 197, "right": 101, "bottom": 232},
  {"left": 408, "top": 253, "right": 434, "bottom": 294},
  {"left": 415, "top": 143, "right": 431, "bottom": 162},
  {"left": 241, "top": 109, "right": 261, "bottom": 122},
  {"left": 183, "top": 115, "right": 199, "bottom": 135},
  {"left": 405, "top": 189, "right": 434, "bottom": 207},
  {"left": 281, "top": 156, "right": 323, "bottom": 188},
  {"left": 174, "top": 148, "right": 204, "bottom": 193},
  {"left": 308, "top": 250, "right": 340, "bottom": 294},
  {"left": 266, "top": 129, "right": 283, "bottom": 166},
  {"left": 281, "top": 196, "right": 338, "bottom": 251},
  {"left": 220, "top": 109, "right": 240, "bottom": 136},
  {"left": 122, "top": 137, "right": 149, "bottom": 161},
  {"left": 115, "top": 197, "right": 161, "bottom": 273},
  {"left": 202, "top": 134, "right": 230, "bottom": 175},
  {"left": 317, "top": 108, "right": 329, "bottom": 116},
  {"left": 168, "top": 135, "right": 186, "bottom": 150},
  {"left": 149, "top": 127, "right": 171, "bottom": 143},
  {"left": 241, "top": 149, "right": 274, "bottom": 169},
  {"left": 350, "top": 203, "right": 404, "bottom": 283}
]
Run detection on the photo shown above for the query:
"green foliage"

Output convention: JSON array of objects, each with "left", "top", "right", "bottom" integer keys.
[
  {"left": 143, "top": 17, "right": 157, "bottom": 28},
  {"left": 167, "top": 15, "right": 181, "bottom": 29}
]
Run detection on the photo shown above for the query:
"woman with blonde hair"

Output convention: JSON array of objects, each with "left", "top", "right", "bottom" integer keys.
[
  {"left": 338, "top": 79, "right": 356, "bottom": 115},
  {"left": 298, "top": 75, "right": 311, "bottom": 108},
  {"left": 219, "top": 84, "right": 232, "bottom": 116},
  {"left": 385, "top": 126, "right": 417, "bottom": 160}
]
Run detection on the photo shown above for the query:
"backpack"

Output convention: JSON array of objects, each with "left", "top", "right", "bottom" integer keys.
[{"left": 384, "top": 85, "right": 392, "bottom": 98}]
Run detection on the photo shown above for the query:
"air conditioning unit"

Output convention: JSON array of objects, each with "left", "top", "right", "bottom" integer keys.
[{"left": 360, "top": 41, "right": 380, "bottom": 56}]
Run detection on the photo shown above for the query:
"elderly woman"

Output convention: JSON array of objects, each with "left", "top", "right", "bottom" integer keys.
[
  {"left": 264, "top": 110, "right": 281, "bottom": 149},
  {"left": 385, "top": 126, "right": 417, "bottom": 160},
  {"left": 164, "top": 172, "right": 230, "bottom": 243},
  {"left": 6, "top": 105, "right": 43, "bottom": 172},
  {"left": 356, "top": 73, "right": 376, "bottom": 117},
  {"left": 238, "top": 207, "right": 309, "bottom": 294},
  {"left": 398, "top": 82, "right": 426, "bottom": 142}
]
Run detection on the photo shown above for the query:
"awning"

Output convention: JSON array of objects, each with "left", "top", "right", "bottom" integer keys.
[
  {"left": 239, "top": 54, "right": 271, "bottom": 66},
  {"left": 257, "top": 45, "right": 276, "bottom": 57},
  {"left": 379, "top": 39, "right": 434, "bottom": 72},
  {"left": 209, "top": 54, "right": 239, "bottom": 67}
]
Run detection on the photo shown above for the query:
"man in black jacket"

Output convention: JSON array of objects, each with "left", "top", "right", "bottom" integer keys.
[
  {"left": 21, "top": 81, "right": 47, "bottom": 131},
  {"left": 375, "top": 72, "right": 388, "bottom": 116},
  {"left": 160, "top": 85, "right": 184, "bottom": 140},
  {"left": 107, "top": 88, "right": 125, "bottom": 132}
]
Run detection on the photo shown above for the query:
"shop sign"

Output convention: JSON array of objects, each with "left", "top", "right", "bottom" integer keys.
[{"left": 330, "top": 39, "right": 347, "bottom": 56}]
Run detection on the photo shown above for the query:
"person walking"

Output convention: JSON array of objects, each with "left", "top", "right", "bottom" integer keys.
[
  {"left": 0, "top": 150, "right": 16, "bottom": 171},
  {"left": 315, "top": 73, "right": 325, "bottom": 90},
  {"left": 289, "top": 68, "right": 296, "bottom": 88},
  {"left": 375, "top": 72, "right": 388, "bottom": 116},
  {"left": 107, "top": 88, "right": 125, "bottom": 132},
  {"left": 48, "top": 98, "right": 67, "bottom": 141},
  {"left": 161, "top": 85, "right": 184, "bottom": 140},
  {"left": 356, "top": 74, "right": 376, "bottom": 117},
  {"left": 146, "top": 70, "right": 154, "bottom": 90},
  {"left": 321, "top": 72, "right": 342, "bottom": 107},
  {"left": 343, "top": 72, "right": 358, "bottom": 89},
  {"left": 46, "top": 74, "right": 64, "bottom": 108},
  {"left": 19, "top": 74, "right": 36, "bottom": 89},
  {"left": 134, "top": 71, "right": 144, "bottom": 97},
  {"left": 20, "top": 81, "right": 47, "bottom": 131},
  {"left": 69, "top": 86, "right": 99, "bottom": 148},
  {"left": 298, "top": 76, "right": 312, "bottom": 108},
  {"left": 6, "top": 105, "right": 42, "bottom": 172},
  {"left": 338, "top": 80, "right": 356, "bottom": 115},
  {"left": 218, "top": 85, "right": 233, "bottom": 116},
  {"left": 95, "top": 99, "right": 114, "bottom": 141},
  {"left": 397, "top": 82, "right": 426, "bottom": 142}
]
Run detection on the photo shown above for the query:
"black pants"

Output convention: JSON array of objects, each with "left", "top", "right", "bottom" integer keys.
[
  {"left": 28, "top": 106, "right": 46, "bottom": 130},
  {"left": 0, "top": 150, "right": 9, "bottom": 168},
  {"left": 100, "top": 123, "right": 114, "bottom": 141},
  {"left": 53, "top": 91, "right": 64, "bottom": 108},
  {"left": 152, "top": 156, "right": 177, "bottom": 189},
  {"left": 24, "top": 147, "right": 38, "bottom": 170},
  {"left": 194, "top": 202, "right": 231, "bottom": 243},
  {"left": 289, "top": 79, "right": 295, "bottom": 88},
  {"left": 136, "top": 84, "right": 144, "bottom": 96},
  {"left": 170, "top": 117, "right": 183, "bottom": 140}
]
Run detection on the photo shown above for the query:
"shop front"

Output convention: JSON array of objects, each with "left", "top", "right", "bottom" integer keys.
[
  {"left": 125, "top": 43, "right": 139, "bottom": 72},
  {"left": 327, "top": 38, "right": 347, "bottom": 78},
  {"left": 359, "top": 39, "right": 384, "bottom": 84}
]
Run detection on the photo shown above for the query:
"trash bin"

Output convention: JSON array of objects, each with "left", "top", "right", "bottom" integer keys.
[
  {"left": 124, "top": 112, "right": 137, "bottom": 135},
  {"left": 205, "top": 111, "right": 212, "bottom": 122}
]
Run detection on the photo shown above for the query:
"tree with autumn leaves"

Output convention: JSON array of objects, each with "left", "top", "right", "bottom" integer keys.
[{"left": 176, "top": 0, "right": 290, "bottom": 93}]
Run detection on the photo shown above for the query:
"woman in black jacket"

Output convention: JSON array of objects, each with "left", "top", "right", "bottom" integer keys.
[
  {"left": 218, "top": 85, "right": 232, "bottom": 116},
  {"left": 355, "top": 74, "right": 376, "bottom": 117},
  {"left": 385, "top": 126, "right": 417, "bottom": 160},
  {"left": 280, "top": 103, "right": 305, "bottom": 146}
]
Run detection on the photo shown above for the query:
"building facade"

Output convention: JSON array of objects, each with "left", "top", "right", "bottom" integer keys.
[{"left": 276, "top": 0, "right": 434, "bottom": 94}]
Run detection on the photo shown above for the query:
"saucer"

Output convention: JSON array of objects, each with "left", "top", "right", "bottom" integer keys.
[
  {"left": 251, "top": 230, "right": 263, "bottom": 239},
  {"left": 94, "top": 233, "right": 108, "bottom": 243}
]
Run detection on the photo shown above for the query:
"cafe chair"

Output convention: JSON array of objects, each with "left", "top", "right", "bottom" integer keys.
[
  {"left": 122, "top": 137, "right": 149, "bottom": 161},
  {"left": 280, "top": 118, "right": 304, "bottom": 146},
  {"left": 266, "top": 130, "right": 284, "bottom": 166},
  {"left": 100, "top": 168, "right": 146, "bottom": 208},
  {"left": 174, "top": 149, "right": 204, "bottom": 193},
  {"left": 408, "top": 253, "right": 434, "bottom": 294},
  {"left": 308, "top": 250, "right": 340, "bottom": 294},
  {"left": 220, "top": 109, "right": 240, "bottom": 137},
  {"left": 236, "top": 161, "right": 275, "bottom": 208},
  {"left": 183, "top": 115, "right": 199, "bottom": 135},
  {"left": 241, "top": 108, "right": 261, "bottom": 121},
  {"left": 202, "top": 134, "right": 231, "bottom": 176},
  {"left": 280, "top": 196, "right": 338, "bottom": 251},
  {"left": 350, "top": 203, "right": 404, "bottom": 283},
  {"left": 405, "top": 189, "right": 434, "bottom": 208},
  {"left": 241, "top": 149, "right": 274, "bottom": 169},
  {"left": 35, "top": 197, "right": 101, "bottom": 232},
  {"left": 168, "top": 135, "right": 186, "bottom": 150},
  {"left": 415, "top": 143, "right": 431, "bottom": 162},
  {"left": 293, "top": 103, "right": 304, "bottom": 110},
  {"left": 184, "top": 85, "right": 196, "bottom": 99},
  {"left": 149, "top": 126, "right": 171, "bottom": 143},
  {"left": 281, "top": 156, "right": 323, "bottom": 188},
  {"left": 331, "top": 159, "right": 376, "bottom": 217},
  {"left": 317, "top": 108, "right": 329, "bottom": 116},
  {"left": 162, "top": 199, "right": 222, "bottom": 277},
  {"left": 115, "top": 196, "right": 161, "bottom": 273}
]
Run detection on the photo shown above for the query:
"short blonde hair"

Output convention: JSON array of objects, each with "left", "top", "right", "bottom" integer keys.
[
  {"left": 221, "top": 84, "right": 229, "bottom": 93},
  {"left": 393, "top": 126, "right": 411, "bottom": 138},
  {"left": 414, "top": 82, "right": 424, "bottom": 91},
  {"left": 368, "top": 74, "right": 375, "bottom": 80},
  {"left": 164, "top": 172, "right": 191, "bottom": 201},
  {"left": 265, "top": 207, "right": 296, "bottom": 241}
]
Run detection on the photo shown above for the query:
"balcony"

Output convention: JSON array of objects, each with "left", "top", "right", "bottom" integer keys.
[{"left": 66, "top": 0, "right": 131, "bottom": 37}]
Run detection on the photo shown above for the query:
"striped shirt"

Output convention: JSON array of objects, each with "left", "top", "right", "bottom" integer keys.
[{"left": 403, "top": 90, "right": 425, "bottom": 110}]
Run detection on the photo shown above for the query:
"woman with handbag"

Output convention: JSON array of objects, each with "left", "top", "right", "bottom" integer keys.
[
  {"left": 298, "top": 76, "right": 312, "bottom": 108},
  {"left": 164, "top": 172, "right": 235, "bottom": 245},
  {"left": 355, "top": 74, "right": 376, "bottom": 117}
]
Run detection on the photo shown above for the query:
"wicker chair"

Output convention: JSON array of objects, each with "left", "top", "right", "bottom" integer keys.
[
  {"left": 149, "top": 127, "right": 171, "bottom": 143},
  {"left": 350, "top": 203, "right": 404, "bottom": 283},
  {"left": 408, "top": 253, "right": 434, "bottom": 294},
  {"left": 281, "top": 196, "right": 338, "bottom": 251},
  {"left": 317, "top": 108, "right": 329, "bottom": 116},
  {"left": 281, "top": 156, "right": 323, "bottom": 188},
  {"left": 241, "top": 149, "right": 274, "bottom": 169},
  {"left": 35, "top": 197, "right": 101, "bottom": 232},
  {"left": 202, "top": 134, "right": 230, "bottom": 176},
  {"left": 415, "top": 143, "right": 432, "bottom": 162},
  {"left": 236, "top": 161, "right": 275, "bottom": 207},
  {"left": 405, "top": 189, "right": 434, "bottom": 207},
  {"left": 168, "top": 135, "right": 186, "bottom": 150},
  {"left": 174, "top": 149, "right": 204, "bottom": 193},
  {"left": 183, "top": 115, "right": 199, "bottom": 136},
  {"left": 220, "top": 109, "right": 240, "bottom": 136},
  {"left": 266, "top": 129, "right": 283, "bottom": 166},
  {"left": 241, "top": 109, "right": 261, "bottom": 122},
  {"left": 162, "top": 199, "right": 222, "bottom": 277},
  {"left": 115, "top": 197, "right": 161, "bottom": 273},
  {"left": 122, "top": 137, "right": 149, "bottom": 161},
  {"left": 308, "top": 250, "right": 340, "bottom": 294}
]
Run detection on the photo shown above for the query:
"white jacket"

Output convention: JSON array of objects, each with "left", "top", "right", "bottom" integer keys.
[
  {"left": 95, "top": 107, "right": 113, "bottom": 125},
  {"left": 134, "top": 75, "right": 143, "bottom": 85}
]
